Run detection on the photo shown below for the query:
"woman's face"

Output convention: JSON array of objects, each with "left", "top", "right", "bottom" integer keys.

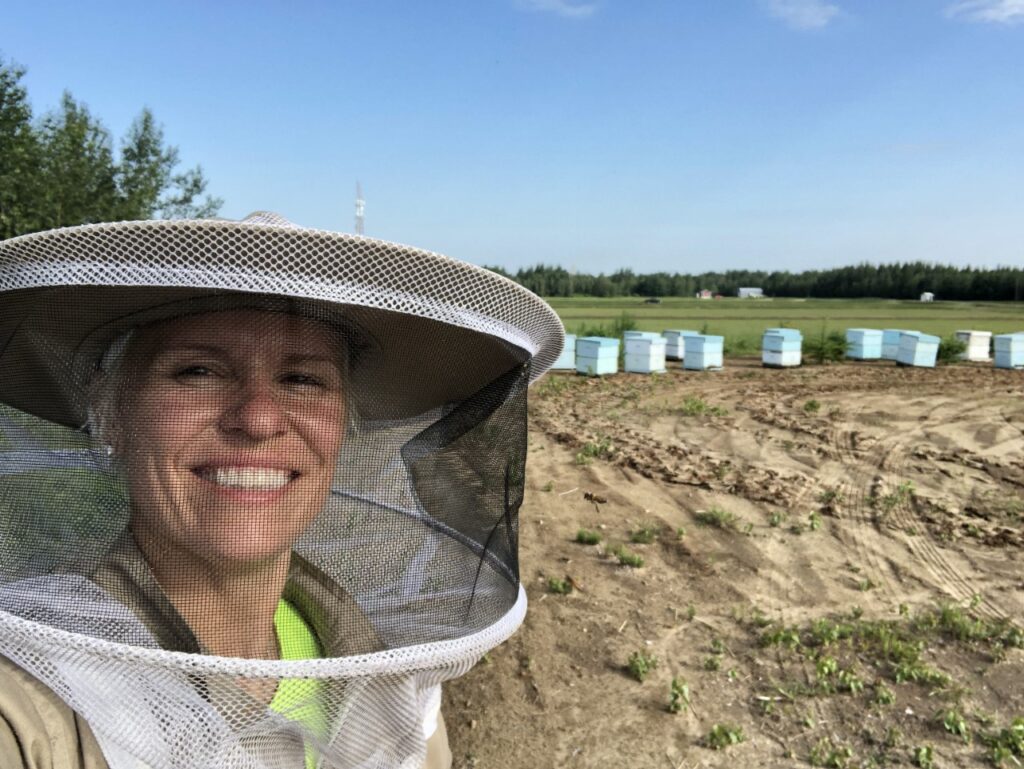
[{"left": 114, "top": 309, "right": 346, "bottom": 568}]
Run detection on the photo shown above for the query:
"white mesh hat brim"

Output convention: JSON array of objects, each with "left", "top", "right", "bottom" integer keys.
[{"left": 0, "top": 214, "right": 564, "bottom": 424}]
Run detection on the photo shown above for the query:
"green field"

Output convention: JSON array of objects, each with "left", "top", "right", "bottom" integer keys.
[{"left": 546, "top": 297, "right": 1024, "bottom": 352}]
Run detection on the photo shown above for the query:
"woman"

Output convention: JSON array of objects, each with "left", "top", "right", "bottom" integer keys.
[{"left": 0, "top": 213, "right": 563, "bottom": 768}]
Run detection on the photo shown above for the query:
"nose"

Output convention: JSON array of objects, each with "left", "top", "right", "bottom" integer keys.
[{"left": 219, "top": 379, "right": 288, "bottom": 441}]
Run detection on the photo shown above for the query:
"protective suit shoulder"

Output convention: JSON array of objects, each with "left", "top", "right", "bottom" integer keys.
[{"left": 0, "top": 655, "right": 107, "bottom": 769}]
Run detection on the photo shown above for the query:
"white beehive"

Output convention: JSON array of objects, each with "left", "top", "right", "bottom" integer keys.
[
  {"left": 551, "top": 334, "right": 577, "bottom": 370},
  {"left": 576, "top": 336, "right": 619, "bottom": 376},
  {"left": 624, "top": 334, "right": 667, "bottom": 374},
  {"left": 683, "top": 334, "right": 724, "bottom": 371},
  {"left": 955, "top": 330, "right": 992, "bottom": 362},
  {"left": 663, "top": 329, "right": 699, "bottom": 361}
]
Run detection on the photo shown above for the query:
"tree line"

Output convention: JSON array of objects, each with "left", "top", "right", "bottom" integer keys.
[
  {"left": 1, "top": 55, "right": 221, "bottom": 240},
  {"left": 488, "top": 262, "right": 1024, "bottom": 302}
]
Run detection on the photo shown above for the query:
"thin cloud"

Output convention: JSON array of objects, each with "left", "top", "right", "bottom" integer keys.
[
  {"left": 762, "top": 0, "right": 842, "bottom": 30},
  {"left": 945, "top": 0, "right": 1024, "bottom": 23},
  {"left": 516, "top": 0, "right": 598, "bottom": 19}
]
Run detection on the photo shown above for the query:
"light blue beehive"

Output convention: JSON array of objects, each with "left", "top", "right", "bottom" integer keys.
[
  {"left": 994, "top": 333, "right": 1024, "bottom": 369},
  {"left": 576, "top": 336, "right": 619, "bottom": 376},
  {"left": 624, "top": 334, "right": 667, "bottom": 374},
  {"left": 762, "top": 328, "right": 802, "bottom": 352},
  {"left": 846, "top": 328, "right": 883, "bottom": 360},
  {"left": 551, "top": 334, "right": 577, "bottom": 370},
  {"left": 882, "top": 329, "right": 909, "bottom": 360},
  {"left": 684, "top": 334, "right": 724, "bottom": 371},
  {"left": 762, "top": 329, "right": 802, "bottom": 367},
  {"left": 663, "top": 329, "right": 699, "bottom": 361},
  {"left": 896, "top": 331, "right": 939, "bottom": 368}
]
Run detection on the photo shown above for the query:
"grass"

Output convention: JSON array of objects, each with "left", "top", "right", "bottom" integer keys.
[
  {"left": 574, "top": 436, "right": 614, "bottom": 465},
  {"left": 575, "top": 528, "right": 602, "bottom": 545},
  {"left": 546, "top": 297, "right": 1024, "bottom": 352},
  {"left": 629, "top": 522, "right": 659, "bottom": 544},
  {"left": 694, "top": 506, "right": 740, "bottom": 530},
  {"left": 611, "top": 544, "right": 644, "bottom": 568},
  {"left": 678, "top": 396, "right": 728, "bottom": 417}
]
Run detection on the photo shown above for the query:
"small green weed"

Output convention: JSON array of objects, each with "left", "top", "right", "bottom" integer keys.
[
  {"left": 706, "top": 723, "right": 745, "bottom": 750},
  {"left": 874, "top": 683, "right": 895, "bottom": 706},
  {"left": 627, "top": 650, "right": 658, "bottom": 682},
  {"left": 575, "top": 529, "right": 602, "bottom": 545},
  {"left": 804, "top": 399, "right": 821, "bottom": 414},
  {"left": 547, "top": 578, "right": 571, "bottom": 595},
  {"left": 575, "top": 436, "right": 614, "bottom": 465},
  {"left": 611, "top": 544, "right": 644, "bottom": 568},
  {"left": 912, "top": 745, "right": 934, "bottom": 768},
  {"left": 541, "top": 481, "right": 554, "bottom": 492},
  {"left": 679, "top": 396, "right": 728, "bottom": 417},
  {"left": 695, "top": 507, "right": 739, "bottom": 531},
  {"left": 667, "top": 677, "right": 690, "bottom": 714},
  {"left": 938, "top": 707, "right": 971, "bottom": 744},
  {"left": 629, "top": 522, "right": 659, "bottom": 544}
]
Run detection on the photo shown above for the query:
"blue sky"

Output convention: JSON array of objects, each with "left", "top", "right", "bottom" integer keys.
[{"left": 5, "top": 0, "right": 1023, "bottom": 274}]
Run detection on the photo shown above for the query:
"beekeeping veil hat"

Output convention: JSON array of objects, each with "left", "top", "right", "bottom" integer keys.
[{"left": 0, "top": 212, "right": 564, "bottom": 768}]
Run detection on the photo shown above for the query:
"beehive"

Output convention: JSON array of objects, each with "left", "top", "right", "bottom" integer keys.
[
  {"left": 846, "top": 328, "right": 883, "bottom": 360},
  {"left": 663, "top": 329, "right": 700, "bottom": 361},
  {"left": 551, "top": 333, "right": 577, "bottom": 370},
  {"left": 683, "top": 334, "right": 724, "bottom": 371},
  {"left": 576, "top": 336, "right": 619, "bottom": 376},
  {"left": 955, "top": 330, "right": 992, "bottom": 362},
  {"left": 896, "top": 331, "right": 939, "bottom": 368},
  {"left": 624, "top": 334, "right": 667, "bottom": 374},
  {"left": 994, "top": 333, "right": 1024, "bottom": 369},
  {"left": 762, "top": 328, "right": 802, "bottom": 368},
  {"left": 881, "top": 329, "right": 908, "bottom": 360}
]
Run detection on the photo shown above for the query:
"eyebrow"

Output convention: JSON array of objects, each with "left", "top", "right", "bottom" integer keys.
[{"left": 153, "top": 345, "right": 343, "bottom": 370}]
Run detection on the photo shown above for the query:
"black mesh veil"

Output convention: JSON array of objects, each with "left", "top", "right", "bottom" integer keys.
[{"left": 0, "top": 215, "right": 563, "bottom": 769}]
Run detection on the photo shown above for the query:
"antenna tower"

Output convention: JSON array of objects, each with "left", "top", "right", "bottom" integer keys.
[{"left": 354, "top": 181, "right": 365, "bottom": 235}]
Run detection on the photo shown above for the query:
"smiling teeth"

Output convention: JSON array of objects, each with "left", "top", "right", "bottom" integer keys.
[{"left": 204, "top": 467, "right": 292, "bottom": 491}]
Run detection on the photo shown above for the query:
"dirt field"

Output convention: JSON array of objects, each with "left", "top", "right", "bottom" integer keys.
[{"left": 444, "top": 360, "right": 1024, "bottom": 768}]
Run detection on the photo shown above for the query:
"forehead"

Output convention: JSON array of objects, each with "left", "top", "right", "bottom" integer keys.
[{"left": 133, "top": 309, "right": 343, "bottom": 359}]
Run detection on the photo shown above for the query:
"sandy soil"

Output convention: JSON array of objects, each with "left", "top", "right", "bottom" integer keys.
[{"left": 444, "top": 360, "right": 1024, "bottom": 768}]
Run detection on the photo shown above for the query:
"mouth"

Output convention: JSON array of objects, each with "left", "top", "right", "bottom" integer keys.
[{"left": 192, "top": 466, "right": 300, "bottom": 491}]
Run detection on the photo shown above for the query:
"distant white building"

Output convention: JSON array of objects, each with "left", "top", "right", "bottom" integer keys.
[
  {"left": 696, "top": 289, "right": 712, "bottom": 300},
  {"left": 920, "top": 292, "right": 935, "bottom": 302},
  {"left": 738, "top": 287, "right": 764, "bottom": 299}
]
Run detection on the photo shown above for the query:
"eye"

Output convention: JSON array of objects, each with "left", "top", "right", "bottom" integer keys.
[
  {"left": 282, "top": 372, "right": 325, "bottom": 388},
  {"left": 175, "top": 365, "right": 216, "bottom": 379}
]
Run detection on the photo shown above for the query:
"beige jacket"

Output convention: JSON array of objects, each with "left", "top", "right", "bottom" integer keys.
[{"left": 0, "top": 534, "right": 452, "bottom": 769}]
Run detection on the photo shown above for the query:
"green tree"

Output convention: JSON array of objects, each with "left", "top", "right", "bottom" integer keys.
[
  {"left": 0, "top": 54, "right": 221, "bottom": 238},
  {"left": 36, "top": 91, "right": 119, "bottom": 228},
  {"left": 0, "top": 58, "right": 42, "bottom": 238}
]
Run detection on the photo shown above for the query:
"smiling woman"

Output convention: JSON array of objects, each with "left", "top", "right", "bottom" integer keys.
[{"left": 0, "top": 212, "right": 564, "bottom": 769}]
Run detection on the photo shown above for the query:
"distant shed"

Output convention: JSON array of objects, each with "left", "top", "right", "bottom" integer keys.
[
  {"left": 738, "top": 287, "right": 764, "bottom": 299},
  {"left": 920, "top": 292, "right": 935, "bottom": 302}
]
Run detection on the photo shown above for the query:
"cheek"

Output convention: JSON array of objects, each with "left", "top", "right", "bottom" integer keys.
[{"left": 119, "top": 391, "right": 216, "bottom": 460}]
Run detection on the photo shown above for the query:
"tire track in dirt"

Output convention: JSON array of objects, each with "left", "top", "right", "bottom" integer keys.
[{"left": 832, "top": 396, "right": 1010, "bottom": 620}]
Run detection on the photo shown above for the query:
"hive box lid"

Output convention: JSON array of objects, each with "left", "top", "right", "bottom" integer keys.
[{"left": 578, "top": 336, "right": 619, "bottom": 346}]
